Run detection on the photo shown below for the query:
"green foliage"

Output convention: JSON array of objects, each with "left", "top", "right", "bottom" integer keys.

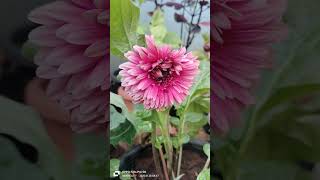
[
  {"left": 172, "top": 135, "right": 190, "bottom": 148},
  {"left": 110, "top": 0, "right": 140, "bottom": 58},
  {"left": 73, "top": 134, "right": 107, "bottom": 180},
  {"left": 110, "top": 159, "right": 120, "bottom": 178},
  {"left": 155, "top": 135, "right": 165, "bottom": 149},
  {"left": 162, "top": 32, "right": 182, "bottom": 48},
  {"left": 110, "top": 92, "right": 136, "bottom": 146},
  {"left": 181, "top": 60, "right": 210, "bottom": 110},
  {"left": 202, "top": 33, "right": 210, "bottom": 44},
  {"left": 197, "top": 169, "right": 210, "bottom": 180},
  {"left": 150, "top": 9, "right": 167, "bottom": 43},
  {"left": 0, "top": 96, "right": 68, "bottom": 180},
  {"left": 185, "top": 112, "right": 203, "bottom": 123},
  {"left": 150, "top": 9, "right": 181, "bottom": 48},
  {"left": 134, "top": 104, "right": 152, "bottom": 120},
  {"left": 110, "top": 106, "right": 126, "bottom": 130},
  {"left": 214, "top": 1, "right": 320, "bottom": 179},
  {"left": 0, "top": 137, "right": 50, "bottom": 179},
  {"left": 197, "top": 144, "right": 210, "bottom": 180},
  {"left": 109, "top": 159, "right": 131, "bottom": 180},
  {"left": 185, "top": 118, "right": 208, "bottom": 138},
  {"left": 203, "top": 143, "right": 210, "bottom": 159},
  {"left": 79, "top": 156, "right": 105, "bottom": 178},
  {"left": 133, "top": 104, "right": 153, "bottom": 133},
  {"left": 193, "top": 49, "right": 209, "bottom": 61},
  {"left": 110, "top": 120, "right": 136, "bottom": 146},
  {"left": 109, "top": 1, "right": 210, "bottom": 179}
]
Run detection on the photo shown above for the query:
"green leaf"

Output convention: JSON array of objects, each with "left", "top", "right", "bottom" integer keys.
[
  {"left": 174, "top": 174, "right": 185, "bottom": 180},
  {"left": 150, "top": 9, "right": 167, "bottom": 43},
  {"left": 133, "top": 104, "right": 153, "bottom": 133},
  {"left": 137, "top": 25, "right": 145, "bottom": 34},
  {"left": 134, "top": 104, "right": 152, "bottom": 119},
  {"left": 197, "top": 169, "right": 210, "bottom": 180},
  {"left": 110, "top": 159, "right": 120, "bottom": 178},
  {"left": 110, "top": 0, "right": 140, "bottom": 58},
  {"left": 110, "top": 92, "right": 136, "bottom": 146},
  {"left": 203, "top": 143, "right": 210, "bottom": 159},
  {"left": 183, "top": 61, "right": 210, "bottom": 108},
  {"left": 110, "top": 106, "right": 126, "bottom": 130},
  {"left": 0, "top": 137, "right": 50, "bottom": 179},
  {"left": 193, "top": 50, "right": 209, "bottom": 61},
  {"left": 110, "top": 158, "right": 131, "bottom": 179},
  {"left": 110, "top": 120, "right": 136, "bottom": 146},
  {"left": 202, "top": 33, "right": 209, "bottom": 44},
  {"left": 155, "top": 136, "right": 165, "bottom": 149},
  {"left": 172, "top": 135, "right": 190, "bottom": 149},
  {"left": 79, "top": 156, "right": 105, "bottom": 178},
  {"left": 163, "top": 32, "right": 181, "bottom": 48},
  {"left": 185, "top": 112, "right": 203, "bottom": 123},
  {"left": 110, "top": 92, "right": 127, "bottom": 111},
  {"left": 134, "top": 120, "right": 152, "bottom": 133},
  {"left": 0, "top": 96, "right": 68, "bottom": 180},
  {"left": 72, "top": 134, "right": 107, "bottom": 179},
  {"left": 170, "top": 116, "right": 180, "bottom": 126},
  {"left": 110, "top": 92, "right": 134, "bottom": 124},
  {"left": 185, "top": 118, "right": 208, "bottom": 138}
]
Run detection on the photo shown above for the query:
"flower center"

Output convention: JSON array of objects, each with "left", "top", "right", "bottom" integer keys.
[{"left": 149, "top": 61, "right": 174, "bottom": 86}]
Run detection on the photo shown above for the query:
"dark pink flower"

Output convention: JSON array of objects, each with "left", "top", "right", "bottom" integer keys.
[
  {"left": 212, "top": 0, "right": 287, "bottom": 133},
  {"left": 28, "top": 0, "right": 108, "bottom": 132},
  {"left": 119, "top": 35, "right": 199, "bottom": 110}
]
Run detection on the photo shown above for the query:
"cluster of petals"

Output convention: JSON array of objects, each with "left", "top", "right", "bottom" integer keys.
[
  {"left": 119, "top": 35, "right": 199, "bottom": 110},
  {"left": 212, "top": 0, "right": 287, "bottom": 133},
  {"left": 28, "top": 0, "right": 108, "bottom": 132}
]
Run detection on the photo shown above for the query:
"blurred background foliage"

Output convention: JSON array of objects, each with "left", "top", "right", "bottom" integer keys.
[{"left": 213, "top": 0, "right": 320, "bottom": 179}]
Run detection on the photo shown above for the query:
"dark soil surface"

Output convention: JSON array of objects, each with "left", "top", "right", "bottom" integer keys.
[
  {"left": 111, "top": 145, "right": 126, "bottom": 158},
  {"left": 133, "top": 146, "right": 206, "bottom": 180}
]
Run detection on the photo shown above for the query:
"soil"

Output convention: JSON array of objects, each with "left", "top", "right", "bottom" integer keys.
[
  {"left": 111, "top": 145, "right": 126, "bottom": 158},
  {"left": 133, "top": 146, "right": 206, "bottom": 180}
]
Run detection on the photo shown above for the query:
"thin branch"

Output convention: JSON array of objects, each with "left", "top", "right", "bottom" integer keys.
[
  {"left": 159, "top": 148, "right": 170, "bottom": 180},
  {"left": 185, "top": 0, "right": 199, "bottom": 49},
  {"left": 203, "top": 158, "right": 210, "bottom": 170},
  {"left": 152, "top": 123, "right": 164, "bottom": 180},
  {"left": 177, "top": 145, "right": 183, "bottom": 176},
  {"left": 180, "top": 0, "right": 187, "bottom": 45},
  {"left": 188, "top": 3, "right": 204, "bottom": 47}
]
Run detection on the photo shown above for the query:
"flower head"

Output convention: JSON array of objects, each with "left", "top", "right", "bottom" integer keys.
[
  {"left": 212, "top": 0, "right": 287, "bottom": 133},
  {"left": 119, "top": 35, "right": 199, "bottom": 110},
  {"left": 28, "top": 0, "right": 108, "bottom": 132}
]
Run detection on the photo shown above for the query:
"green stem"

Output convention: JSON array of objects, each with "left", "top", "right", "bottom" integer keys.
[
  {"left": 157, "top": 109, "right": 174, "bottom": 179},
  {"left": 176, "top": 112, "right": 186, "bottom": 176},
  {"left": 177, "top": 145, "right": 183, "bottom": 176},
  {"left": 152, "top": 122, "right": 164, "bottom": 180},
  {"left": 176, "top": 96, "right": 192, "bottom": 177}
]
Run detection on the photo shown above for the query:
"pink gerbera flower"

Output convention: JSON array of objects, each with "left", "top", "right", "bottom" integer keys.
[
  {"left": 212, "top": 0, "right": 287, "bottom": 133},
  {"left": 119, "top": 35, "right": 199, "bottom": 110},
  {"left": 28, "top": 0, "right": 108, "bottom": 132}
]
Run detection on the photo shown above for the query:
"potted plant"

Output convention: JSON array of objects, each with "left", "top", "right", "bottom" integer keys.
[{"left": 110, "top": 0, "right": 210, "bottom": 179}]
